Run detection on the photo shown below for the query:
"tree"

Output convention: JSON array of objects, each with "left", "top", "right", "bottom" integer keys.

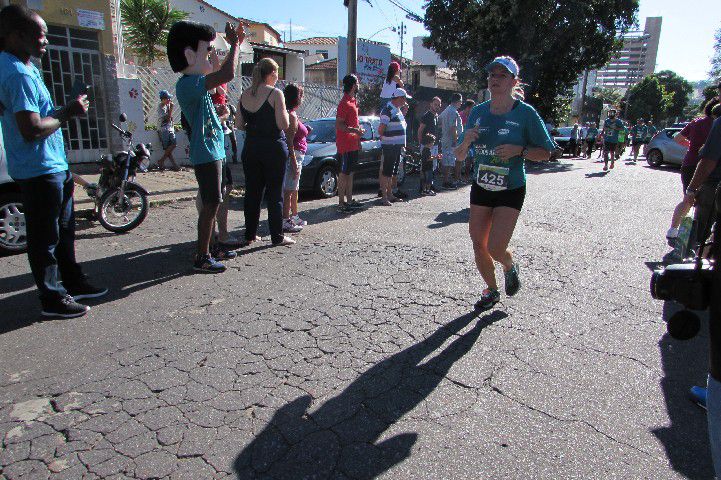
[
  {"left": 711, "top": 27, "right": 721, "bottom": 82},
  {"left": 120, "top": 0, "right": 188, "bottom": 66},
  {"left": 625, "top": 76, "right": 672, "bottom": 123},
  {"left": 653, "top": 70, "right": 692, "bottom": 120},
  {"left": 423, "top": 0, "right": 638, "bottom": 123},
  {"left": 702, "top": 84, "right": 718, "bottom": 106},
  {"left": 593, "top": 87, "right": 624, "bottom": 108}
]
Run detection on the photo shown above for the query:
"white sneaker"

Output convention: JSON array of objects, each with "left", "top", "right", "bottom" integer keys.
[
  {"left": 291, "top": 215, "right": 307, "bottom": 226},
  {"left": 666, "top": 227, "right": 679, "bottom": 239},
  {"left": 283, "top": 219, "right": 303, "bottom": 233}
]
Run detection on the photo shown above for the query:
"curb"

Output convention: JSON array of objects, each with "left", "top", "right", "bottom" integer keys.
[{"left": 75, "top": 194, "right": 198, "bottom": 214}]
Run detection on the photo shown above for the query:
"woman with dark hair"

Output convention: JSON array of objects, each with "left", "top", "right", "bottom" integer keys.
[
  {"left": 455, "top": 56, "right": 554, "bottom": 311},
  {"left": 237, "top": 58, "right": 294, "bottom": 246},
  {"left": 281, "top": 83, "right": 311, "bottom": 232},
  {"left": 379, "top": 61, "right": 403, "bottom": 112},
  {"left": 666, "top": 97, "right": 720, "bottom": 242}
]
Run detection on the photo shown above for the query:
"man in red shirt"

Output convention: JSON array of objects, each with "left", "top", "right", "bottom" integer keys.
[{"left": 335, "top": 74, "right": 365, "bottom": 213}]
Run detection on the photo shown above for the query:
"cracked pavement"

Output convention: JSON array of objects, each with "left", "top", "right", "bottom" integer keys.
[{"left": 0, "top": 158, "right": 713, "bottom": 479}]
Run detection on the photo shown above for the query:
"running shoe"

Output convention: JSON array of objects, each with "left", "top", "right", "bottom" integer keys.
[
  {"left": 504, "top": 263, "right": 521, "bottom": 297},
  {"left": 690, "top": 386, "right": 708, "bottom": 410},
  {"left": 41, "top": 295, "right": 90, "bottom": 318},
  {"left": 193, "top": 254, "right": 226, "bottom": 273},
  {"left": 347, "top": 199, "right": 363, "bottom": 210},
  {"left": 666, "top": 227, "right": 679, "bottom": 240},
  {"left": 427, "top": 189, "right": 437, "bottom": 196},
  {"left": 273, "top": 236, "right": 296, "bottom": 246},
  {"left": 211, "top": 245, "right": 238, "bottom": 260},
  {"left": 338, "top": 204, "right": 353, "bottom": 214},
  {"left": 394, "top": 189, "right": 408, "bottom": 199},
  {"left": 283, "top": 218, "right": 303, "bottom": 233},
  {"left": 291, "top": 215, "right": 308, "bottom": 226},
  {"left": 474, "top": 288, "right": 500, "bottom": 311}
]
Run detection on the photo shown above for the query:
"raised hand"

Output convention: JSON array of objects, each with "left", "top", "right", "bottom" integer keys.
[{"left": 67, "top": 94, "right": 90, "bottom": 118}]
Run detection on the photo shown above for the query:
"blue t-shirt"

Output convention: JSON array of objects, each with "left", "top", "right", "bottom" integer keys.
[
  {"left": 603, "top": 117, "right": 624, "bottom": 143},
  {"left": 459, "top": 100, "right": 555, "bottom": 190},
  {"left": 0, "top": 52, "right": 67, "bottom": 180},
  {"left": 175, "top": 75, "right": 224, "bottom": 165},
  {"left": 630, "top": 124, "right": 646, "bottom": 140}
]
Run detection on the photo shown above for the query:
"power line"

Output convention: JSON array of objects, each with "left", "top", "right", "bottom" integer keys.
[{"left": 385, "top": 0, "right": 423, "bottom": 23}]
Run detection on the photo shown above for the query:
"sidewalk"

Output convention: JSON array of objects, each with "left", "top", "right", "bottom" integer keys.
[{"left": 71, "top": 163, "right": 245, "bottom": 212}]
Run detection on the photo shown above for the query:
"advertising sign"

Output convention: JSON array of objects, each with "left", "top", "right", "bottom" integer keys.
[{"left": 337, "top": 37, "right": 391, "bottom": 86}]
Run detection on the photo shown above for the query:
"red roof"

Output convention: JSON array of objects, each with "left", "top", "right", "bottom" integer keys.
[
  {"left": 285, "top": 36, "right": 389, "bottom": 47},
  {"left": 306, "top": 58, "right": 337, "bottom": 70}
]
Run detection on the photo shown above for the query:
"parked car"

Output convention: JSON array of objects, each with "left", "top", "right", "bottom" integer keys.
[
  {"left": 646, "top": 127, "right": 687, "bottom": 167},
  {"left": 0, "top": 132, "right": 26, "bottom": 255},
  {"left": 551, "top": 126, "right": 574, "bottom": 156},
  {"left": 299, "top": 116, "right": 405, "bottom": 197}
]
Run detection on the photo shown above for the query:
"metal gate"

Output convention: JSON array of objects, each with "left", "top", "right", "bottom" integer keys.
[{"left": 41, "top": 25, "right": 110, "bottom": 163}]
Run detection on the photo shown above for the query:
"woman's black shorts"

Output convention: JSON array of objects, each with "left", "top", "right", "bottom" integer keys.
[{"left": 470, "top": 183, "right": 526, "bottom": 211}]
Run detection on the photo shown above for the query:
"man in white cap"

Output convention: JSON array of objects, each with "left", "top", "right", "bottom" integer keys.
[{"left": 378, "top": 87, "right": 410, "bottom": 205}]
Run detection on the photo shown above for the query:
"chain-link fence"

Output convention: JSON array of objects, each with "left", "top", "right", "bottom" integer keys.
[{"left": 135, "top": 66, "right": 342, "bottom": 129}]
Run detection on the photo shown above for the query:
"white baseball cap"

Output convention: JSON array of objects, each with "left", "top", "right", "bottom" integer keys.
[{"left": 390, "top": 88, "right": 412, "bottom": 99}]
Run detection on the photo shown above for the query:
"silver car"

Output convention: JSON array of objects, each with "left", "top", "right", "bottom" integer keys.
[
  {"left": 0, "top": 124, "right": 26, "bottom": 255},
  {"left": 646, "top": 127, "right": 687, "bottom": 167}
]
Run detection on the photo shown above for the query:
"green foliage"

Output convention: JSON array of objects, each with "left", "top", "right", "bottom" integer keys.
[
  {"left": 653, "top": 70, "right": 692, "bottom": 119},
  {"left": 121, "top": 0, "right": 189, "bottom": 66},
  {"left": 711, "top": 27, "right": 721, "bottom": 82},
  {"left": 702, "top": 85, "right": 718, "bottom": 106},
  {"left": 593, "top": 87, "right": 623, "bottom": 108},
  {"left": 357, "top": 82, "right": 383, "bottom": 116},
  {"left": 423, "top": 0, "right": 638, "bottom": 123},
  {"left": 625, "top": 76, "right": 672, "bottom": 123}
]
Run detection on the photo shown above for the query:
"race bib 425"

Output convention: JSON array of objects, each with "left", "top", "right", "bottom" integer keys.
[{"left": 476, "top": 164, "right": 509, "bottom": 191}]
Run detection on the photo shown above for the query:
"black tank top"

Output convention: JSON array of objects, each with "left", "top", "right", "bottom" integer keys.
[{"left": 241, "top": 89, "right": 283, "bottom": 140}]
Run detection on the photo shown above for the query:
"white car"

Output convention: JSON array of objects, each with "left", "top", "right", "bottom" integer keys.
[{"left": 0, "top": 127, "right": 26, "bottom": 255}]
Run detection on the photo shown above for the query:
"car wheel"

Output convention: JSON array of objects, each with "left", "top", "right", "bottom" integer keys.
[
  {"left": 396, "top": 156, "right": 406, "bottom": 186},
  {"left": 647, "top": 149, "right": 663, "bottom": 167},
  {"left": 315, "top": 163, "right": 338, "bottom": 198},
  {"left": 0, "top": 192, "right": 27, "bottom": 255}
]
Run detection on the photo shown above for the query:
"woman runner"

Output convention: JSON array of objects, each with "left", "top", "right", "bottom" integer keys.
[{"left": 455, "top": 56, "right": 555, "bottom": 310}]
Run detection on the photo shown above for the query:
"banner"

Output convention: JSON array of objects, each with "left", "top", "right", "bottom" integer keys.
[{"left": 337, "top": 37, "right": 391, "bottom": 87}]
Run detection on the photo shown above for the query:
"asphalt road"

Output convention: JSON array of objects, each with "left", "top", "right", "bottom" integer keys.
[{"left": 0, "top": 154, "right": 713, "bottom": 479}]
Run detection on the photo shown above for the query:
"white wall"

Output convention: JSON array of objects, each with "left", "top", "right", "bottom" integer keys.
[
  {"left": 290, "top": 43, "right": 339, "bottom": 60},
  {"left": 412, "top": 37, "right": 446, "bottom": 67},
  {"left": 285, "top": 54, "right": 305, "bottom": 83}
]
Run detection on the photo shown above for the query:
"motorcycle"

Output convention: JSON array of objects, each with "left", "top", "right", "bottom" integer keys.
[{"left": 87, "top": 113, "right": 151, "bottom": 233}]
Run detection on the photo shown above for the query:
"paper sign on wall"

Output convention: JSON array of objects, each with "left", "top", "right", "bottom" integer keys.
[{"left": 77, "top": 9, "right": 105, "bottom": 30}]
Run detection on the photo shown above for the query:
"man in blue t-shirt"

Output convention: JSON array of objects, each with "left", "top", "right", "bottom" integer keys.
[
  {"left": 0, "top": 5, "right": 107, "bottom": 318},
  {"left": 167, "top": 20, "right": 244, "bottom": 273},
  {"left": 601, "top": 109, "right": 624, "bottom": 171}
]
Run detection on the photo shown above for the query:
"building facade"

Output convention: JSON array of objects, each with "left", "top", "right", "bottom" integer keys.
[{"left": 595, "top": 16, "right": 662, "bottom": 92}]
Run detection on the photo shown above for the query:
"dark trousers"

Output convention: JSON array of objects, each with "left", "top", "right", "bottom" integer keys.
[
  {"left": 17, "top": 171, "right": 83, "bottom": 302},
  {"left": 242, "top": 137, "right": 287, "bottom": 244}
]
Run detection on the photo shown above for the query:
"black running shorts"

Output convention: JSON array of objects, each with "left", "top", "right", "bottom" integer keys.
[{"left": 470, "top": 183, "right": 526, "bottom": 211}]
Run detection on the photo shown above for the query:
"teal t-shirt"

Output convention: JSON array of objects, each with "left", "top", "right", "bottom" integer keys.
[
  {"left": 0, "top": 52, "right": 67, "bottom": 180},
  {"left": 603, "top": 117, "right": 624, "bottom": 143},
  {"left": 644, "top": 125, "right": 657, "bottom": 141},
  {"left": 630, "top": 124, "right": 646, "bottom": 140},
  {"left": 586, "top": 127, "right": 599, "bottom": 139},
  {"left": 175, "top": 75, "right": 225, "bottom": 165},
  {"left": 459, "top": 100, "right": 555, "bottom": 190}
]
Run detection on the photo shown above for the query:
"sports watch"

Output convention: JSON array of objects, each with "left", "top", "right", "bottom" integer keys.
[
  {"left": 686, "top": 187, "right": 698, "bottom": 196},
  {"left": 521, "top": 147, "right": 529, "bottom": 158}
]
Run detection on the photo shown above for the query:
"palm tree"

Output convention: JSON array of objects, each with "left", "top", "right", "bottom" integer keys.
[{"left": 120, "top": 0, "right": 188, "bottom": 66}]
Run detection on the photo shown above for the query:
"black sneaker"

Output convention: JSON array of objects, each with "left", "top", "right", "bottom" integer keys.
[
  {"left": 347, "top": 199, "right": 363, "bottom": 210},
  {"left": 377, "top": 189, "right": 383, "bottom": 197},
  {"left": 211, "top": 245, "right": 238, "bottom": 260},
  {"left": 193, "top": 254, "right": 226, "bottom": 273},
  {"left": 65, "top": 280, "right": 108, "bottom": 300},
  {"left": 394, "top": 189, "right": 408, "bottom": 199},
  {"left": 504, "top": 263, "right": 521, "bottom": 297},
  {"left": 41, "top": 295, "right": 90, "bottom": 318},
  {"left": 337, "top": 204, "right": 353, "bottom": 214},
  {"left": 474, "top": 289, "right": 500, "bottom": 311}
]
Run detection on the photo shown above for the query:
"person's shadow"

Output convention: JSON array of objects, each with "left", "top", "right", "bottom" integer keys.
[
  {"left": 233, "top": 309, "right": 506, "bottom": 479},
  {"left": 427, "top": 208, "right": 469, "bottom": 229},
  {"left": 584, "top": 171, "right": 610, "bottom": 178},
  {"left": 0, "top": 241, "right": 194, "bottom": 334},
  {"left": 652, "top": 300, "right": 715, "bottom": 478}
]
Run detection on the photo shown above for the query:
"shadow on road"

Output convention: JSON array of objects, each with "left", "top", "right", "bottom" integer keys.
[
  {"left": 526, "top": 161, "right": 577, "bottom": 175},
  {"left": 427, "top": 208, "right": 469, "bottom": 229},
  {"left": 0, "top": 241, "right": 194, "bottom": 334},
  {"left": 233, "top": 309, "right": 507, "bottom": 479},
  {"left": 584, "top": 171, "right": 610, "bottom": 178},
  {"left": 652, "top": 300, "right": 715, "bottom": 478}
]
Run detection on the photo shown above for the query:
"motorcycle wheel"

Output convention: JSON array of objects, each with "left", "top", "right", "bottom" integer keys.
[{"left": 97, "top": 184, "right": 149, "bottom": 233}]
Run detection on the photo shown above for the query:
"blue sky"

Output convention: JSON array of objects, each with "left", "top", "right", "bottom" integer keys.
[{"left": 209, "top": 0, "right": 720, "bottom": 81}]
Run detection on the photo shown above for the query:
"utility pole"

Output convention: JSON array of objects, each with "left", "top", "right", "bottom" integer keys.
[
  {"left": 398, "top": 22, "right": 407, "bottom": 83},
  {"left": 289, "top": 18, "right": 292, "bottom": 42},
  {"left": 579, "top": 69, "right": 589, "bottom": 122},
  {"left": 346, "top": 0, "right": 358, "bottom": 75}
]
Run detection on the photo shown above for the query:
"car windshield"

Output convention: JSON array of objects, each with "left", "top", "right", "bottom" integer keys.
[
  {"left": 306, "top": 120, "right": 336, "bottom": 143},
  {"left": 556, "top": 127, "right": 573, "bottom": 136}
]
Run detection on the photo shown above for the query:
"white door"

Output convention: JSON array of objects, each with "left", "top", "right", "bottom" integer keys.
[{"left": 41, "top": 25, "right": 110, "bottom": 163}]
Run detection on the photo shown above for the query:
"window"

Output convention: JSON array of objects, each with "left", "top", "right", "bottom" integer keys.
[
  {"left": 316, "top": 50, "right": 329, "bottom": 59},
  {"left": 360, "top": 122, "right": 373, "bottom": 141}
]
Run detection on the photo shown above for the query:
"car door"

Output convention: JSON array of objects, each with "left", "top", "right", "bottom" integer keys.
[
  {"left": 357, "top": 120, "right": 380, "bottom": 178},
  {"left": 667, "top": 130, "right": 688, "bottom": 165}
]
